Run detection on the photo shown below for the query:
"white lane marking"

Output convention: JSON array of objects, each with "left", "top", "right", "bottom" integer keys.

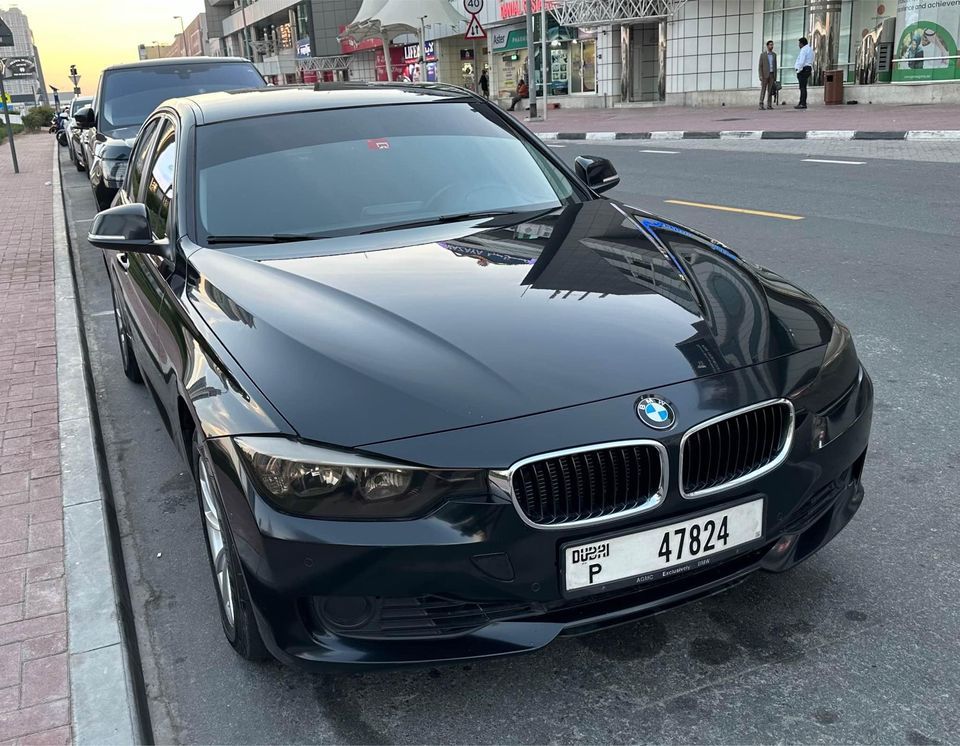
[
  {"left": 90, "top": 310, "right": 115, "bottom": 317},
  {"left": 640, "top": 149, "right": 679, "bottom": 154},
  {"left": 806, "top": 130, "right": 856, "bottom": 139},
  {"left": 547, "top": 144, "right": 566, "bottom": 148},
  {"left": 802, "top": 158, "right": 866, "bottom": 165},
  {"left": 585, "top": 132, "right": 617, "bottom": 140}
]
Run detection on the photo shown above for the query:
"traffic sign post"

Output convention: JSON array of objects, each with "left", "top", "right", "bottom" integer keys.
[
  {"left": 69, "top": 64, "right": 81, "bottom": 95},
  {"left": 0, "top": 33, "right": 20, "bottom": 174},
  {"left": 463, "top": 0, "right": 485, "bottom": 40}
]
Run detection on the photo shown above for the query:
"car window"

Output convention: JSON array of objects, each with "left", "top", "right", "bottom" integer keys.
[
  {"left": 99, "top": 63, "right": 264, "bottom": 133},
  {"left": 127, "top": 120, "right": 160, "bottom": 201},
  {"left": 195, "top": 102, "right": 579, "bottom": 242},
  {"left": 144, "top": 122, "right": 177, "bottom": 240}
]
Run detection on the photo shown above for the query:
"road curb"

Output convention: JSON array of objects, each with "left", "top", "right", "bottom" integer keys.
[
  {"left": 537, "top": 129, "right": 960, "bottom": 141},
  {"left": 52, "top": 144, "right": 143, "bottom": 744}
]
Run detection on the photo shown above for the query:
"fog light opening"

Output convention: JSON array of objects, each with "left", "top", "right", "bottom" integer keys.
[{"left": 318, "top": 596, "right": 375, "bottom": 630}]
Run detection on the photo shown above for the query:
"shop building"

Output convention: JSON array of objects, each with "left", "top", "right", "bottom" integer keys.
[
  {"left": 0, "top": 6, "right": 48, "bottom": 109},
  {"left": 208, "top": 0, "right": 960, "bottom": 105},
  {"left": 204, "top": 0, "right": 363, "bottom": 84}
]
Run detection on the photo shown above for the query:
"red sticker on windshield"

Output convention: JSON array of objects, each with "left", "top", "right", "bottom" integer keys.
[{"left": 368, "top": 139, "right": 390, "bottom": 150}]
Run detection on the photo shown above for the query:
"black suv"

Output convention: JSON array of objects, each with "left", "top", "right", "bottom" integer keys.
[{"left": 75, "top": 57, "right": 265, "bottom": 210}]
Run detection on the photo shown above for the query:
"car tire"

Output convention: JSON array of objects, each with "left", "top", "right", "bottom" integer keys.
[
  {"left": 74, "top": 149, "right": 85, "bottom": 172},
  {"left": 192, "top": 432, "right": 270, "bottom": 663},
  {"left": 109, "top": 283, "right": 143, "bottom": 384}
]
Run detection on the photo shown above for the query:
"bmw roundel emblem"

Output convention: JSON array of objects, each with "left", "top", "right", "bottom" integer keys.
[{"left": 636, "top": 396, "right": 676, "bottom": 430}]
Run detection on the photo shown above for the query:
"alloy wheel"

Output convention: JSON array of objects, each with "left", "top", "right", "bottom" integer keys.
[{"left": 198, "top": 457, "right": 236, "bottom": 628}]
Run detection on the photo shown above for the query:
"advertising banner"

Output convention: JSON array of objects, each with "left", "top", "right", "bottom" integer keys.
[{"left": 893, "top": 0, "right": 960, "bottom": 80}]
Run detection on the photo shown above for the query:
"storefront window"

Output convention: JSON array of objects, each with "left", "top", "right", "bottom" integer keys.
[{"left": 763, "top": 1, "right": 807, "bottom": 86}]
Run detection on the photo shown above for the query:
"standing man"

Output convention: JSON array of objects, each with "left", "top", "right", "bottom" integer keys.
[
  {"left": 479, "top": 67, "right": 490, "bottom": 99},
  {"left": 795, "top": 36, "right": 813, "bottom": 109},
  {"left": 758, "top": 40, "right": 777, "bottom": 110}
]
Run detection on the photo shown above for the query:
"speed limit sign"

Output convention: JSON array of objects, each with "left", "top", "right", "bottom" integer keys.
[{"left": 463, "top": 0, "right": 483, "bottom": 15}]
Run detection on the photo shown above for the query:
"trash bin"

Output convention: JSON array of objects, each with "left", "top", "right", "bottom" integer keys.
[{"left": 824, "top": 69, "right": 843, "bottom": 105}]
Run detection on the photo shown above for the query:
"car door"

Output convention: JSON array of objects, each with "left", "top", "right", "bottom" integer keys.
[{"left": 115, "top": 117, "right": 178, "bottom": 401}]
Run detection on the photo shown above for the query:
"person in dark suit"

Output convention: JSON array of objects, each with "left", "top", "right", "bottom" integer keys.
[{"left": 758, "top": 40, "right": 778, "bottom": 110}]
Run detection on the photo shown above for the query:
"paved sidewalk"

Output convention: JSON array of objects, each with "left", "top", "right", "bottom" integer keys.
[
  {"left": 513, "top": 101, "right": 960, "bottom": 136},
  {"left": 0, "top": 136, "right": 72, "bottom": 745}
]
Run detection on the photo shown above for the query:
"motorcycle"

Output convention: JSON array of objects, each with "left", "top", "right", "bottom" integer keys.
[{"left": 49, "top": 114, "right": 68, "bottom": 147}]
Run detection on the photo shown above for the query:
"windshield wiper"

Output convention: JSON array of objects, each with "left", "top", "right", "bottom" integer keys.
[
  {"left": 205, "top": 233, "right": 334, "bottom": 245},
  {"left": 358, "top": 211, "right": 516, "bottom": 235}
]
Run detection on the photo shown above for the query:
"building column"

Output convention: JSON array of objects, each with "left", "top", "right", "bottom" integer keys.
[{"left": 808, "top": 0, "right": 842, "bottom": 85}]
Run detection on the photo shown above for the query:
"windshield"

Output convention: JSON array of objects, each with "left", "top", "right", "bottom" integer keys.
[
  {"left": 195, "top": 102, "right": 579, "bottom": 243},
  {"left": 100, "top": 63, "right": 264, "bottom": 132},
  {"left": 71, "top": 97, "right": 92, "bottom": 116}
]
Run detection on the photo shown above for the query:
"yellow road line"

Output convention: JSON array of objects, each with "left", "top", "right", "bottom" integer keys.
[{"left": 664, "top": 199, "right": 805, "bottom": 221}]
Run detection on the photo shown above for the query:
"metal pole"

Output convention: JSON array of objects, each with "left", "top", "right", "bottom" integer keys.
[
  {"left": 541, "top": 2, "right": 547, "bottom": 121},
  {"left": 525, "top": 0, "right": 538, "bottom": 119},
  {"left": 420, "top": 16, "right": 428, "bottom": 83},
  {"left": 0, "top": 75, "right": 19, "bottom": 174},
  {"left": 381, "top": 35, "right": 394, "bottom": 81}
]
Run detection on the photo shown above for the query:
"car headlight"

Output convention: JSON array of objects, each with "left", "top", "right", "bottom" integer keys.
[
  {"left": 104, "top": 159, "right": 128, "bottom": 183},
  {"left": 234, "top": 436, "right": 488, "bottom": 519},
  {"left": 790, "top": 322, "right": 867, "bottom": 448}
]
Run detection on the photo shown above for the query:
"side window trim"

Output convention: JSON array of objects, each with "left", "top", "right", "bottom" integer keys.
[
  {"left": 127, "top": 118, "right": 161, "bottom": 202},
  {"left": 143, "top": 116, "right": 178, "bottom": 243}
]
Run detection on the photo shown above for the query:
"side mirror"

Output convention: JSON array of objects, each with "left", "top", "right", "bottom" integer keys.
[
  {"left": 88, "top": 203, "right": 166, "bottom": 256},
  {"left": 575, "top": 155, "right": 620, "bottom": 194},
  {"left": 74, "top": 106, "right": 95, "bottom": 129}
]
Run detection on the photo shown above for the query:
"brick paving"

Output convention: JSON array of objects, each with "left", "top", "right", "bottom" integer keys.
[
  {"left": 0, "top": 135, "right": 72, "bottom": 745},
  {"left": 511, "top": 101, "right": 960, "bottom": 134}
]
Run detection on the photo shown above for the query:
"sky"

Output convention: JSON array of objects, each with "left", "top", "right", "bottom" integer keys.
[{"left": 5, "top": 0, "right": 205, "bottom": 93}]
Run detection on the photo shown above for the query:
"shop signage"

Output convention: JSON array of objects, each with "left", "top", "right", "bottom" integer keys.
[
  {"left": 0, "top": 57, "right": 34, "bottom": 79},
  {"left": 296, "top": 38, "right": 312, "bottom": 57},
  {"left": 893, "top": 0, "right": 960, "bottom": 81},
  {"left": 491, "top": 24, "right": 526, "bottom": 51},
  {"left": 498, "top": 0, "right": 555, "bottom": 20},
  {"left": 339, "top": 26, "right": 387, "bottom": 55},
  {"left": 403, "top": 40, "right": 436, "bottom": 62}
]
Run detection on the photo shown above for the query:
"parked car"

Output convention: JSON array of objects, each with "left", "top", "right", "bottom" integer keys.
[
  {"left": 87, "top": 84, "right": 873, "bottom": 670},
  {"left": 66, "top": 95, "right": 93, "bottom": 170},
  {"left": 74, "top": 57, "right": 265, "bottom": 210}
]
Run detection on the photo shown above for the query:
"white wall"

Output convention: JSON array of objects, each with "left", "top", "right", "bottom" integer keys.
[{"left": 665, "top": 0, "right": 763, "bottom": 95}]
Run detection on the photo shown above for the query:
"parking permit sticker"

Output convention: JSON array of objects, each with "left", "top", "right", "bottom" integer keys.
[{"left": 368, "top": 139, "right": 390, "bottom": 150}]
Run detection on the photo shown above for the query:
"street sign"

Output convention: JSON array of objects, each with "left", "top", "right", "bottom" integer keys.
[
  {"left": 464, "top": 16, "right": 486, "bottom": 39},
  {"left": 1, "top": 57, "right": 36, "bottom": 79},
  {"left": 69, "top": 73, "right": 81, "bottom": 87},
  {"left": 463, "top": 0, "right": 484, "bottom": 14},
  {"left": 0, "top": 18, "right": 13, "bottom": 47}
]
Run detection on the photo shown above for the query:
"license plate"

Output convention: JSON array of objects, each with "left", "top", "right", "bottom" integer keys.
[{"left": 563, "top": 499, "right": 764, "bottom": 592}]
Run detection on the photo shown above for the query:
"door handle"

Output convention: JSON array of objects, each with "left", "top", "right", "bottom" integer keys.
[{"left": 116, "top": 252, "right": 129, "bottom": 272}]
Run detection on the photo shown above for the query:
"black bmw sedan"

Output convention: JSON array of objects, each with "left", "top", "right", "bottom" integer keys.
[{"left": 88, "top": 84, "right": 873, "bottom": 669}]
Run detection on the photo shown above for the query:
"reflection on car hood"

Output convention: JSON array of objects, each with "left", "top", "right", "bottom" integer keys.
[
  {"left": 97, "top": 126, "right": 140, "bottom": 159},
  {"left": 188, "top": 200, "right": 834, "bottom": 446}
]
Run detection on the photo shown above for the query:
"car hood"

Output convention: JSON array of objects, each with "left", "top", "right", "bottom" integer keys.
[
  {"left": 187, "top": 200, "right": 833, "bottom": 446},
  {"left": 96, "top": 126, "right": 140, "bottom": 159}
]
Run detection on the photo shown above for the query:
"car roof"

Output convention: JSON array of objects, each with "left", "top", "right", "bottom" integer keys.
[
  {"left": 168, "top": 83, "right": 475, "bottom": 125},
  {"left": 103, "top": 56, "right": 253, "bottom": 73}
]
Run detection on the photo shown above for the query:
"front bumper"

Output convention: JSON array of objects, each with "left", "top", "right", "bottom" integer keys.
[{"left": 205, "top": 364, "right": 873, "bottom": 670}]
